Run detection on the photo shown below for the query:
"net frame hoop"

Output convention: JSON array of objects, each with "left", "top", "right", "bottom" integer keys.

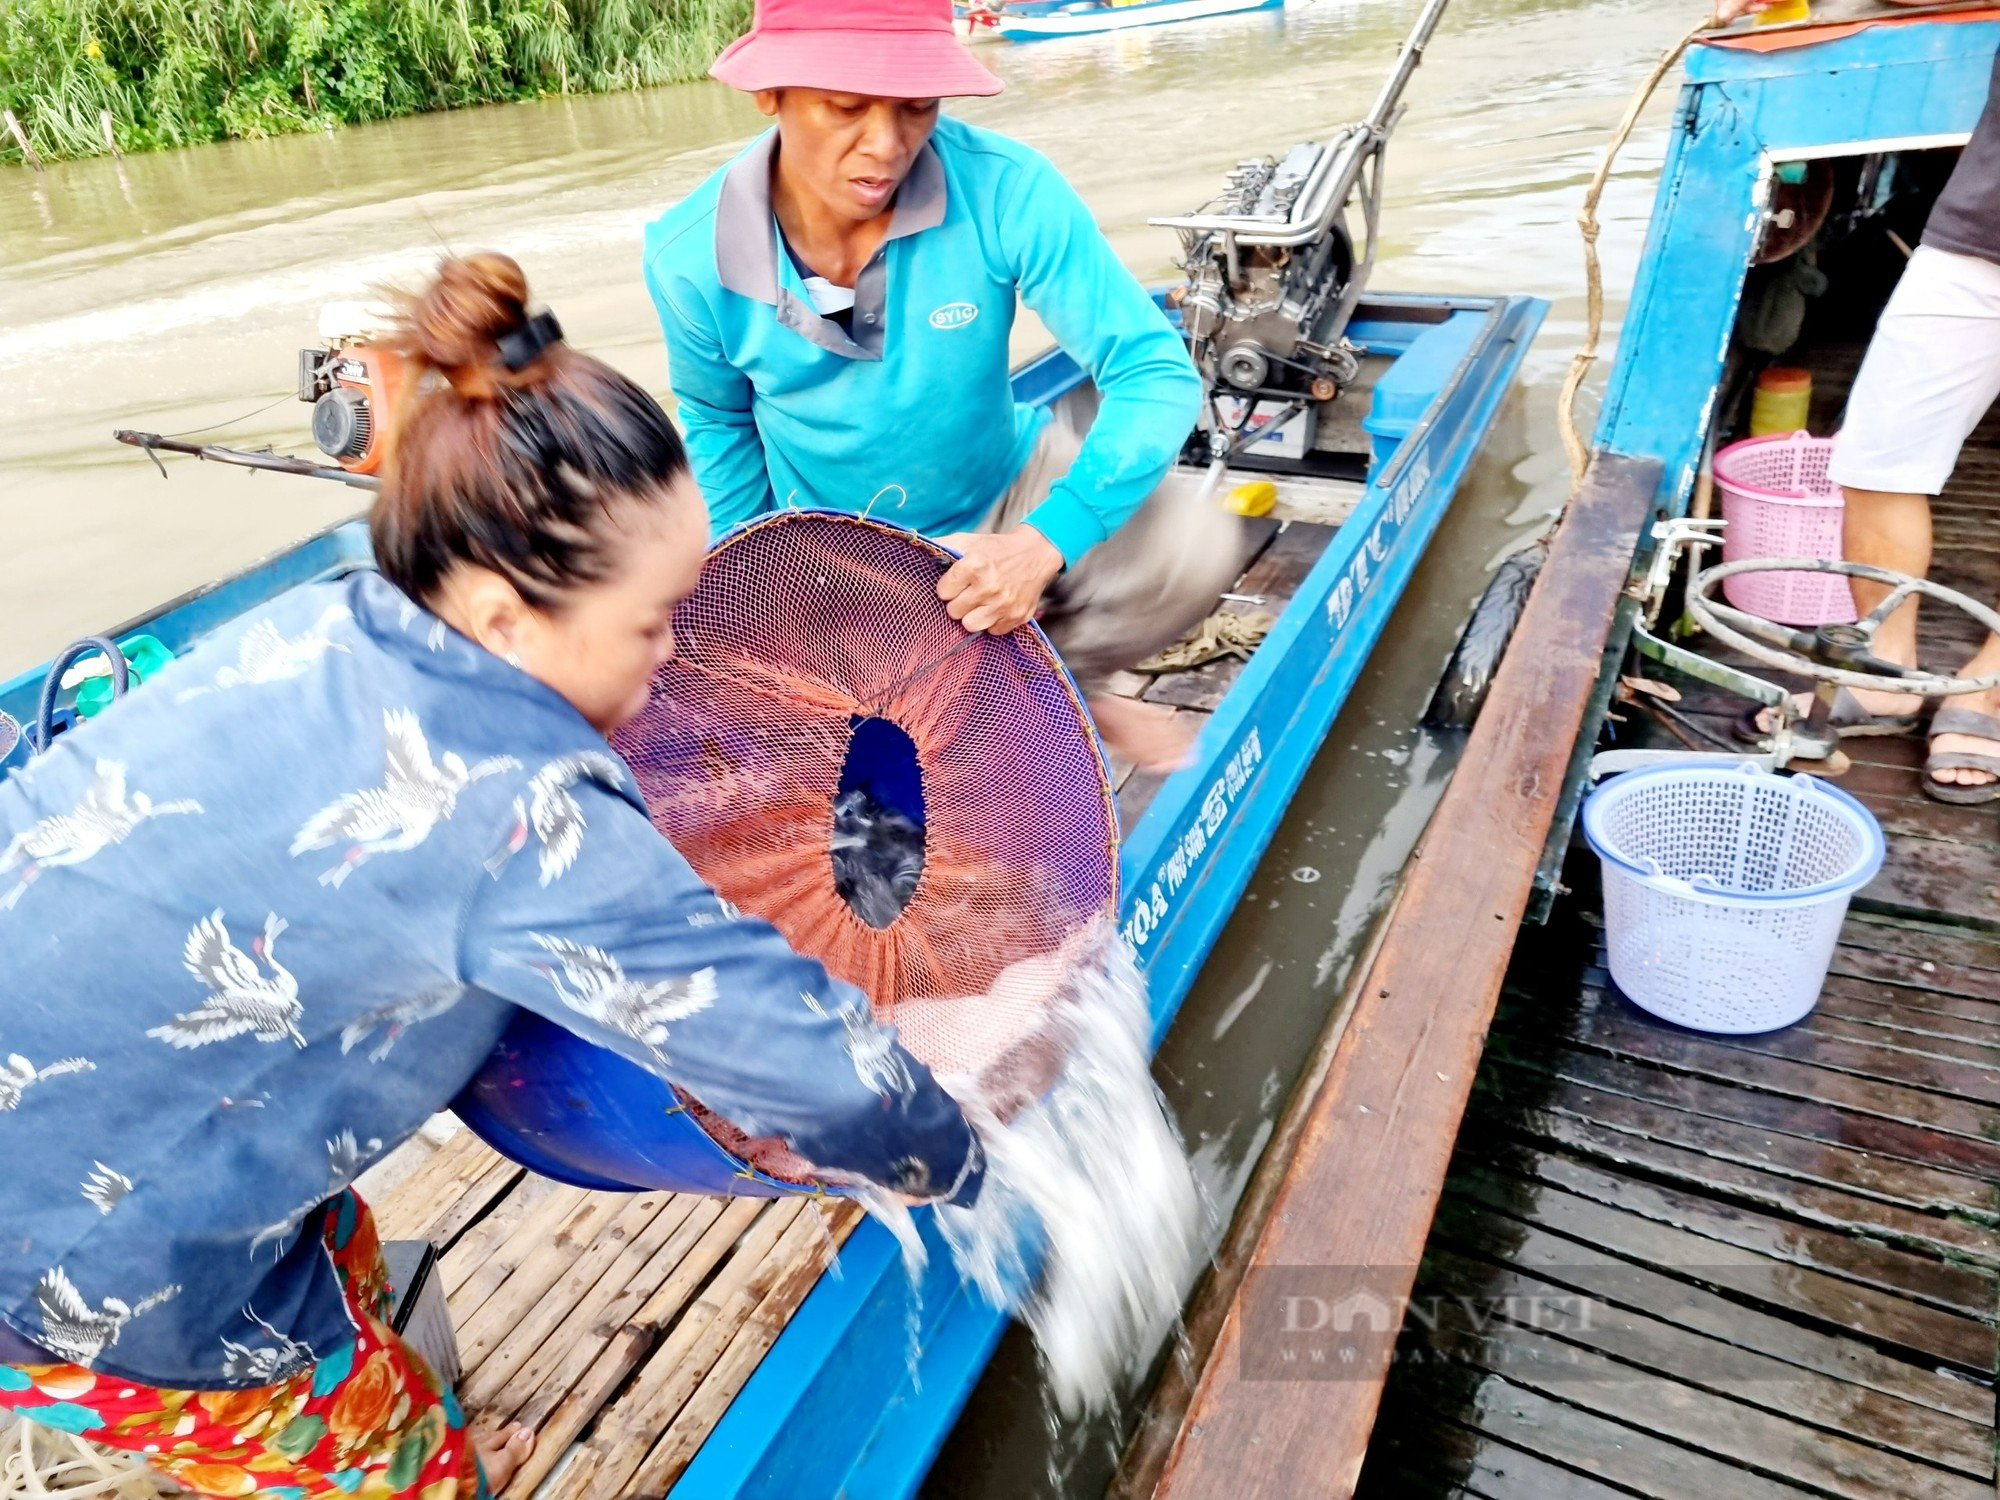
[{"left": 647, "top": 508, "right": 1126, "bottom": 1194}]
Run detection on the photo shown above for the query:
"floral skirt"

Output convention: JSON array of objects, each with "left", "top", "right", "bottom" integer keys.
[{"left": 0, "top": 1191, "right": 485, "bottom": 1500}]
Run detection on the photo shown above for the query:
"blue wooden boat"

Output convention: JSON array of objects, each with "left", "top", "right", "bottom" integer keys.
[
  {"left": 0, "top": 284, "right": 1542, "bottom": 1493},
  {"left": 988, "top": 0, "right": 1283, "bottom": 42}
]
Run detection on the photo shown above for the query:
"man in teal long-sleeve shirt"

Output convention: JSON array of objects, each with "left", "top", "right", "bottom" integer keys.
[{"left": 643, "top": 0, "right": 1241, "bottom": 770}]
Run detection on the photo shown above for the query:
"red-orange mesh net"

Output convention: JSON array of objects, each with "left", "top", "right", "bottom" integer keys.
[{"left": 611, "top": 512, "right": 1120, "bottom": 1183}]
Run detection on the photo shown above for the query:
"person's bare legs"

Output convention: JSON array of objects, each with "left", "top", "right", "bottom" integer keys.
[
  {"left": 476, "top": 1422, "right": 535, "bottom": 1492},
  {"left": 1087, "top": 692, "right": 1197, "bottom": 774},
  {"left": 1844, "top": 483, "right": 2000, "bottom": 790},
  {"left": 1840, "top": 484, "right": 1931, "bottom": 715}
]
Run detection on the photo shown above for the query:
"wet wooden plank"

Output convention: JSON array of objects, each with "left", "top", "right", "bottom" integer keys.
[
  {"left": 1446, "top": 1163, "right": 1997, "bottom": 1370},
  {"left": 1577, "top": 960, "right": 2000, "bottom": 1041},
  {"left": 1225, "top": 518, "right": 1331, "bottom": 617},
  {"left": 1417, "top": 1304, "right": 1994, "bottom": 1500},
  {"left": 1488, "top": 1097, "right": 2000, "bottom": 1271},
  {"left": 1794, "top": 1009, "right": 2000, "bottom": 1072},
  {"left": 1708, "top": 1008, "right": 2000, "bottom": 1105},
  {"left": 1361, "top": 1413, "right": 1646, "bottom": 1500},
  {"left": 1156, "top": 454, "right": 1666, "bottom": 1500},
  {"left": 1554, "top": 992, "right": 2000, "bottom": 1141},
  {"left": 1425, "top": 1193, "right": 1994, "bottom": 1425},
  {"left": 1817, "top": 974, "right": 2000, "bottom": 1037},
  {"left": 1379, "top": 1368, "right": 1820, "bottom": 1500},
  {"left": 1853, "top": 833, "right": 2000, "bottom": 934},
  {"left": 1496, "top": 1040, "right": 2000, "bottom": 1183},
  {"left": 1835, "top": 919, "right": 2000, "bottom": 982},
  {"left": 1484, "top": 1062, "right": 2000, "bottom": 1224},
  {"left": 1416, "top": 1244, "right": 1994, "bottom": 1478}
]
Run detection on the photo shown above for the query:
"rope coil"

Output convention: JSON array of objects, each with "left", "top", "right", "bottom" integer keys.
[{"left": 1557, "top": 12, "right": 1724, "bottom": 482}]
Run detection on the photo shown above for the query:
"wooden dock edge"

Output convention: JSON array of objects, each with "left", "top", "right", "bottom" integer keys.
[{"left": 1153, "top": 452, "right": 1664, "bottom": 1500}]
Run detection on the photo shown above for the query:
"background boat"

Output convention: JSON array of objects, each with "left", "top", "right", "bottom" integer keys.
[{"left": 993, "top": 0, "right": 1285, "bottom": 42}]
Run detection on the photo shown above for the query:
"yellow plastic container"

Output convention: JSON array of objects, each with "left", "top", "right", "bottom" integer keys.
[
  {"left": 1749, "top": 367, "right": 1812, "bottom": 436},
  {"left": 1225, "top": 480, "right": 1278, "bottom": 518},
  {"left": 1755, "top": 0, "right": 1810, "bottom": 24}
]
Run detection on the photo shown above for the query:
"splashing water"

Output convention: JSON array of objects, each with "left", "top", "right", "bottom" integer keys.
[
  {"left": 822, "top": 777, "right": 1202, "bottom": 1413},
  {"left": 858, "top": 929, "right": 1206, "bottom": 1419}
]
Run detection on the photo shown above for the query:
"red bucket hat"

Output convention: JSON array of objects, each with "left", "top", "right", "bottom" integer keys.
[{"left": 711, "top": 0, "right": 1004, "bottom": 99}]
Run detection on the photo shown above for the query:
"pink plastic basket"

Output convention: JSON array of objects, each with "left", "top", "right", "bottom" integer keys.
[{"left": 1714, "top": 432, "right": 1856, "bottom": 626}]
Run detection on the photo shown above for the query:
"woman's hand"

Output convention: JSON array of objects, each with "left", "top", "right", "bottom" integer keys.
[
  {"left": 935, "top": 525, "right": 1065, "bottom": 635},
  {"left": 1711, "top": 0, "right": 1775, "bottom": 21}
]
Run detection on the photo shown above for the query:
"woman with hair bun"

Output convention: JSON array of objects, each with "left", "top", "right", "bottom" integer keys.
[{"left": 0, "top": 253, "right": 981, "bottom": 1499}]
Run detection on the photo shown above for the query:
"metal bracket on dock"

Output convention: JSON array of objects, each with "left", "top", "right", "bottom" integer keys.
[{"left": 1634, "top": 515, "right": 1725, "bottom": 626}]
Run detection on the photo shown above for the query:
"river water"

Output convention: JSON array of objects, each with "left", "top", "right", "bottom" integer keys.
[{"left": 0, "top": 0, "right": 1693, "bottom": 1491}]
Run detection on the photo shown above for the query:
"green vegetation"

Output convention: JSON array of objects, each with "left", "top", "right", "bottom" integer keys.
[{"left": 0, "top": 0, "right": 752, "bottom": 163}]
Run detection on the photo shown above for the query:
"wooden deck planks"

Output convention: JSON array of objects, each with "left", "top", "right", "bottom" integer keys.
[
  {"left": 367, "top": 1137, "right": 860, "bottom": 1500},
  {"left": 1356, "top": 913, "right": 2000, "bottom": 1496}
]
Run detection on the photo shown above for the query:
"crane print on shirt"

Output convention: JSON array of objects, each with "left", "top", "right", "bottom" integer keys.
[
  {"left": 220, "top": 1305, "right": 316, "bottom": 1383},
  {"left": 292, "top": 708, "right": 519, "bottom": 888},
  {"left": 80, "top": 1162, "right": 132, "bottom": 1214},
  {"left": 339, "top": 983, "right": 466, "bottom": 1062},
  {"left": 395, "top": 596, "right": 451, "bottom": 653},
  {"left": 485, "top": 751, "right": 629, "bottom": 886},
  {"left": 516, "top": 935, "right": 717, "bottom": 1056},
  {"left": 148, "top": 911, "right": 305, "bottom": 1050},
  {"left": 249, "top": 1130, "right": 382, "bottom": 1258},
  {"left": 0, "top": 1053, "right": 93, "bottom": 1111},
  {"left": 0, "top": 760, "right": 202, "bottom": 910},
  {"left": 838, "top": 1003, "right": 915, "bottom": 1101},
  {"left": 174, "top": 605, "right": 352, "bottom": 701},
  {"left": 33, "top": 1267, "right": 179, "bottom": 1364}
]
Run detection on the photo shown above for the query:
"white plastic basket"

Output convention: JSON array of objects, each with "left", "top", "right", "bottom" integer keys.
[{"left": 1581, "top": 762, "right": 1884, "bottom": 1034}]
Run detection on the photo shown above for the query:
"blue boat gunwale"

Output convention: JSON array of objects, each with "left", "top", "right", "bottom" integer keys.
[{"left": 0, "top": 286, "right": 1547, "bottom": 1500}]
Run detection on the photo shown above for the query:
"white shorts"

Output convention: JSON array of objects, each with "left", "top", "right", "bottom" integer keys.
[{"left": 1828, "top": 245, "right": 2000, "bottom": 496}]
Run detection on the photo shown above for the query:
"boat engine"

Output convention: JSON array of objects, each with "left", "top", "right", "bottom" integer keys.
[
  {"left": 1153, "top": 0, "right": 1451, "bottom": 465},
  {"left": 295, "top": 303, "right": 408, "bottom": 477}
]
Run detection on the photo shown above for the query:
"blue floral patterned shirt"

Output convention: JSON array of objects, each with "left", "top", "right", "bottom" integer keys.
[{"left": 0, "top": 571, "right": 978, "bottom": 1389}]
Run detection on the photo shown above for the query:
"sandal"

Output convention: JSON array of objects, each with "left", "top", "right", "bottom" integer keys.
[
  {"left": 1732, "top": 687, "right": 1926, "bottom": 746},
  {"left": 1923, "top": 706, "right": 2000, "bottom": 804}
]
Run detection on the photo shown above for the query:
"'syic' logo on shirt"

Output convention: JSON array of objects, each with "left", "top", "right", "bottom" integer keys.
[{"left": 929, "top": 301, "right": 979, "bottom": 331}]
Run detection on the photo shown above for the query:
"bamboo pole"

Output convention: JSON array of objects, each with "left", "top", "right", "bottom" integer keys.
[{"left": 4, "top": 110, "right": 43, "bottom": 172}]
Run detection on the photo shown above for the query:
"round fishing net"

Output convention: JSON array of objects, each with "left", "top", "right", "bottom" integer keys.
[{"left": 610, "top": 511, "right": 1120, "bottom": 1183}]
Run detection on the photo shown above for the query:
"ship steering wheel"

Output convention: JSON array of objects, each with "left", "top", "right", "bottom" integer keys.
[{"left": 1686, "top": 557, "right": 2000, "bottom": 698}]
